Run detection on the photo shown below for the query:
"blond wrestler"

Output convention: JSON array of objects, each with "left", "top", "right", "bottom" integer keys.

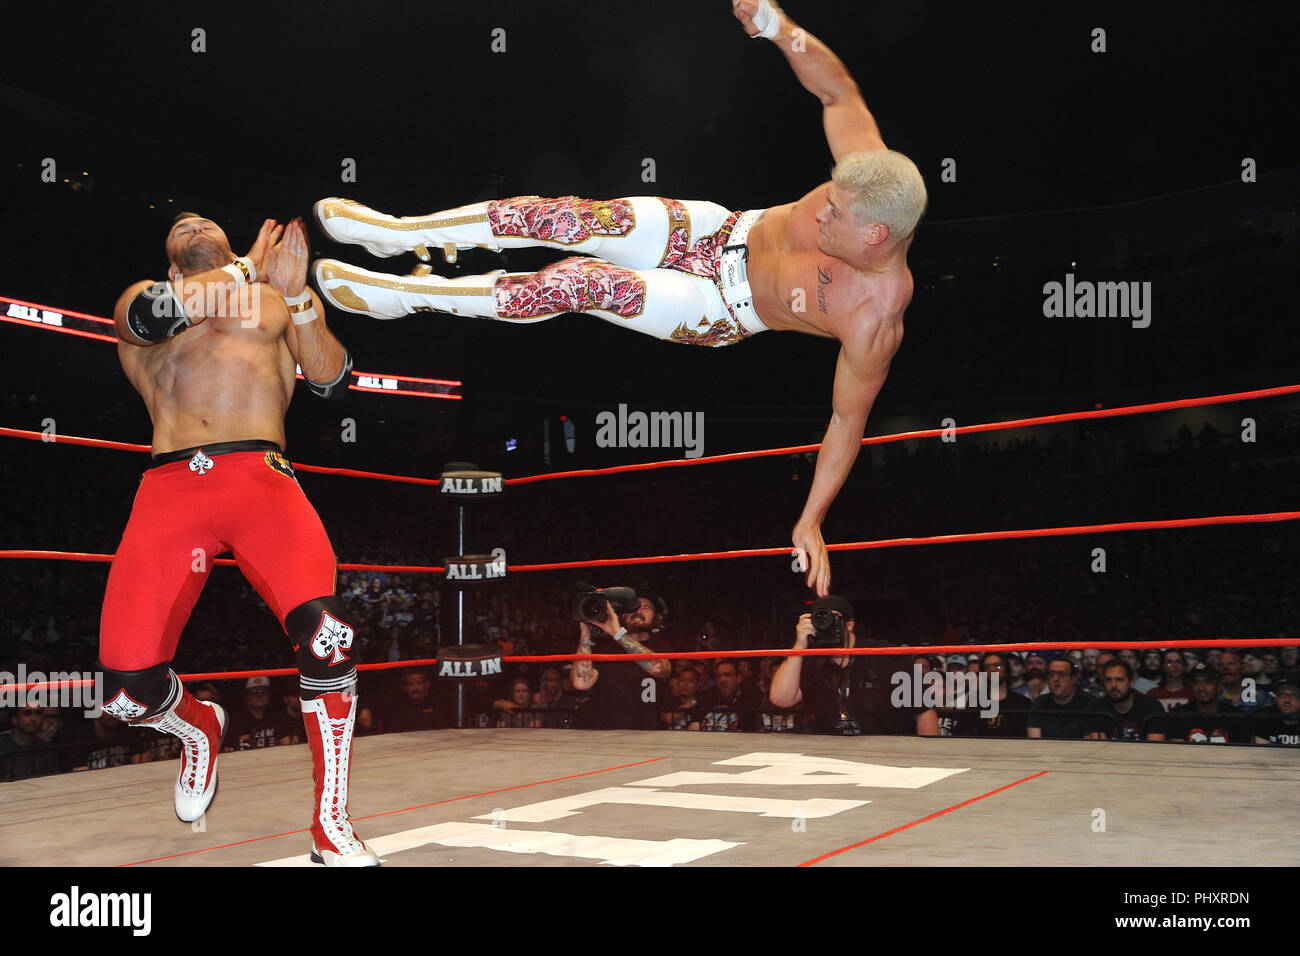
[{"left": 312, "top": 1, "right": 926, "bottom": 597}]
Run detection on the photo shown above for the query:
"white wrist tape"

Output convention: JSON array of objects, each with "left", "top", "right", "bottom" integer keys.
[
  {"left": 221, "top": 256, "right": 256, "bottom": 285},
  {"left": 283, "top": 289, "right": 318, "bottom": 325},
  {"left": 751, "top": 0, "right": 782, "bottom": 39}
]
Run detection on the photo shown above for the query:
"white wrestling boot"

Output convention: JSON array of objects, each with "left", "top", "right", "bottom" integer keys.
[
  {"left": 136, "top": 688, "right": 227, "bottom": 823},
  {"left": 302, "top": 691, "right": 380, "bottom": 867},
  {"left": 314, "top": 197, "right": 498, "bottom": 263},
  {"left": 314, "top": 259, "right": 501, "bottom": 320}
]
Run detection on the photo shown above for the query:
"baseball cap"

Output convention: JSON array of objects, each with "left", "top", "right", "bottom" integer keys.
[
  {"left": 245, "top": 676, "right": 271, "bottom": 691},
  {"left": 1188, "top": 662, "right": 1220, "bottom": 681},
  {"left": 813, "top": 595, "right": 856, "bottom": 621}
]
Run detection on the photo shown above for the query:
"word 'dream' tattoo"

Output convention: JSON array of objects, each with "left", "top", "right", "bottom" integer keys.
[{"left": 816, "top": 265, "right": 832, "bottom": 314}]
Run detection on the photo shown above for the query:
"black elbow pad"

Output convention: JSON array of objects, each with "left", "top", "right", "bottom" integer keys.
[
  {"left": 125, "top": 281, "right": 191, "bottom": 342},
  {"left": 305, "top": 349, "right": 353, "bottom": 400}
]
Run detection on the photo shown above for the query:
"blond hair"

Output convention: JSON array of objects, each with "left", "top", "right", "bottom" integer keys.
[{"left": 831, "top": 150, "right": 928, "bottom": 241}]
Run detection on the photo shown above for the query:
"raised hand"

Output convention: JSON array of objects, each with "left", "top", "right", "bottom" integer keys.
[
  {"left": 792, "top": 520, "right": 831, "bottom": 597},
  {"left": 266, "top": 218, "right": 310, "bottom": 297}
]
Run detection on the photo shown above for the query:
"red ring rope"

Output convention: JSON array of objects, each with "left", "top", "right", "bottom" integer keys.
[{"left": 4, "top": 510, "right": 1297, "bottom": 575}]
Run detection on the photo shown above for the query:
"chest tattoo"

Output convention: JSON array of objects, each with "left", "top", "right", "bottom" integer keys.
[{"left": 816, "top": 265, "right": 832, "bottom": 315}]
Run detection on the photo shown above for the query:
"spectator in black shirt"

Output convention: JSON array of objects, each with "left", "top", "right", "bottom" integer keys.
[
  {"left": 225, "top": 677, "right": 299, "bottom": 751},
  {"left": 1167, "top": 664, "right": 1247, "bottom": 744},
  {"left": 689, "top": 660, "right": 763, "bottom": 732},
  {"left": 969, "top": 652, "right": 1029, "bottom": 737},
  {"left": 1251, "top": 674, "right": 1300, "bottom": 747},
  {"left": 1027, "top": 657, "right": 1091, "bottom": 740},
  {"left": 660, "top": 667, "right": 700, "bottom": 730},
  {"left": 384, "top": 667, "right": 445, "bottom": 732},
  {"left": 0, "top": 706, "right": 62, "bottom": 780},
  {"left": 1086, "top": 659, "right": 1166, "bottom": 741},
  {"left": 768, "top": 596, "right": 938, "bottom": 736}
]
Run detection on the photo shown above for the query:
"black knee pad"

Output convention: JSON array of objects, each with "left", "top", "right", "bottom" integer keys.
[
  {"left": 99, "top": 660, "right": 179, "bottom": 722},
  {"left": 286, "top": 596, "right": 359, "bottom": 699}
]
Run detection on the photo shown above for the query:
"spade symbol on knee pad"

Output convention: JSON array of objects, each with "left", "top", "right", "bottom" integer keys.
[{"left": 311, "top": 613, "right": 355, "bottom": 665}]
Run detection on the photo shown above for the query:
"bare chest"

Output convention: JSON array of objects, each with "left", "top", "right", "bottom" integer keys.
[
  {"left": 144, "top": 321, "right": 292, "bottom": 402},
  {"left": 752, "top": 243, "right": 901, "bottom": 340}
]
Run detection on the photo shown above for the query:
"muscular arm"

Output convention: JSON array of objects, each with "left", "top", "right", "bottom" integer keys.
[
  {"left": 802, "top": 350, "right": 883, "bottom": 523},
  {"left": 269, "top": 218, "right": 349, "bottom": 386},
  {"left": 768, "top": 657, "right": 804, "bottom": 709},
  {"left": 112, "top": 263, "right": 249, "bottom": 349},
  {"left": 284, "top": 289, "right": 349, "bottom": 385},
  {"left": 733, "top": 1, "right": 886, "bottom": 161},
  {"left": 793, "top": 335, "right": 894, "bottom": 594},
  {"left": 769, "top": 615, "right": 812, "bottom": 708},
  {"left": 114, "top": 280, "right": 167, "bottom": 348}
]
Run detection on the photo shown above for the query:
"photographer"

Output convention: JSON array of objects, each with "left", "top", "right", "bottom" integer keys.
[
  {"left": 571, "top": 589, "right": 672, "bottom": 730},
  {"left": 769, "top": 596, "right": 939, "bottom": 736}
]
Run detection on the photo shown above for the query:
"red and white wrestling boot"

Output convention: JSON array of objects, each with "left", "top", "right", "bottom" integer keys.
[
  {"left": 302, "top": 691, "right": 379, "bottom": 866},
  {"left": 138, "top": 688, "right": 227, "bottom": 823}
]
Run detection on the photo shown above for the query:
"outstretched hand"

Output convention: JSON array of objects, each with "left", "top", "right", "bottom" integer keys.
[
  {"left": 793, "top": 521, "right": 831, "bottom": 597},
  {"left": 265, "top": 218, "right": 310, "bottom": 297}
]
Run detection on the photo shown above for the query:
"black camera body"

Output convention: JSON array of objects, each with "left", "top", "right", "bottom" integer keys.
[
  {"left": 808, "top": 604, "right": 848, "bottom": 649},
  {"left": 571, "top": 584, "right": 641, "bottom": 623}
]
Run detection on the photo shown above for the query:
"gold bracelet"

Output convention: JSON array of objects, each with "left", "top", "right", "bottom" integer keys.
[
  {"left": 283, "top": 290, "right": 318, "bottom": 325},
  {"left": 221, "top": 256, "right": 256, "bottom": 285}
]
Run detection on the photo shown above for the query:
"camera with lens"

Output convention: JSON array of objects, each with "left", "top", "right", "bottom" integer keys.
[
  {"left": 571, "top": 583, "right": 641, "bottom": 623},
  {"left": 808, "top": 602, "right": 849, "bottom": 649}
]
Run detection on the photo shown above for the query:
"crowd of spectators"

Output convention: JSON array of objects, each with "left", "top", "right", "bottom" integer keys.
[{"left": 3, "top": 636, "right": 1296, "bottom": 781}]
